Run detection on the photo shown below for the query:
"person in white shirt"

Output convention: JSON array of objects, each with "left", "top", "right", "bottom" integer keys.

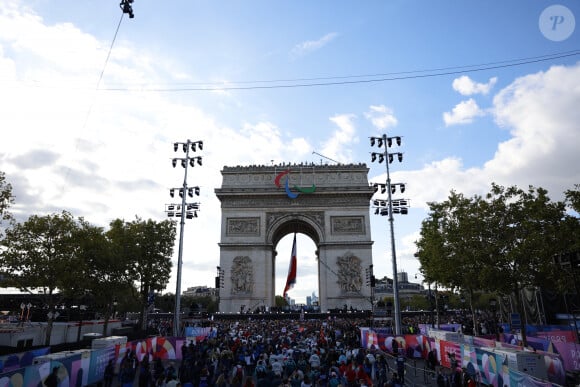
[
  {"left": 271, "top": 357, "right": 284, "bottom": 376},
  {"left": 308, "top": 352, "right": 320, "bottom": 369}
]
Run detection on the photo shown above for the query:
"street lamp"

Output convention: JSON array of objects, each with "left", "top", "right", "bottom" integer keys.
[
  {"left": 370, "top": 134, "right": 406, "bottom": 335},
  {"left": 415, "top": 271, "right": 436, "bottom": 329},
  {"left": 167, "top": 140, "right": 203, "bottom": 337}
]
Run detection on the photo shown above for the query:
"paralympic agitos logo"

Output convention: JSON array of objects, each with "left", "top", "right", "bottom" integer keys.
[{"left": 274, "top": 169, "right": 316, "bottom": 199}]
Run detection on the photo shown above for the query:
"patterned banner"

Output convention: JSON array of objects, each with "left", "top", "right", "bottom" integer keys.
[{"left": 0, "top": 348, "right": 50, "bottom": 374}]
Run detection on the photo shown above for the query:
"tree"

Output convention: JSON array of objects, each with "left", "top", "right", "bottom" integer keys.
[
  {"left": 417, "top": 183, "right": 570, "bottom": 346},
  {"left": 415, "top": 195, "right": 489, "bottom": 334},
  {"left": 186, "top": 295, "right": 217, "bottom": 314},
  {"left": 154, "top": 292, "right": 175, "bottom": 313},
  {"left": 0, "top": 211, "right": 81, "bottom": 345},
  {"left": 72, "top": 219, "right": 134, "bottom": 335},
  {"left": 415, "top": 202, "right": 449, "bottom": 287},
  {"left": 484, "top": 184, "right": 568, "bottom": 345},
  {"left": 107, "top": 217, "right": 176, "bottom": 331},
  {"left": 275, "top": 295, "right": 288, "bottom": 308},
  {"left": 565, "top": 184, "right": 580, "bottom": 213},
  {"left": 563, "top": 184, "right": 580, "bottom": 255},
  {"left": 553, "top": 185, "right": 580, "bottom": 311},
  {"left": 406, "top": 294, "right": 430, "bottom": 311},
  {"left": 0, "top": 171, "right": 15, "bottom": 240}
]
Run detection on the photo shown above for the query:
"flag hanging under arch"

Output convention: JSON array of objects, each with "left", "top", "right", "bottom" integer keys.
[{"left": 283, "top": 233, "right": 297, "bottom": 298}]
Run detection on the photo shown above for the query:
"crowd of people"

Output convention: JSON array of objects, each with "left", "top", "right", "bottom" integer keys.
[{"left": 107, "top": 317, "right": 480, "bottom": 387}]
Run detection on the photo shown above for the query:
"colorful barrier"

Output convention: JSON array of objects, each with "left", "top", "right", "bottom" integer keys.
[
  {"left": 0, "top": 347, "right": 50, "bottom": 373},
  {"left": 0, "top": 328, "right": 575, "bottom": 387},
  {"left": 0, "top": 336, "right": 186, "bottom": 387},
  {"left": 359, "top": 327, "right": 568, "bottom": 387}
]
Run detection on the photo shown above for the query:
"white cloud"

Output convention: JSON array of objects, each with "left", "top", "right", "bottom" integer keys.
[
  {"left": 320, "top": 114, "right": 357, "bottom": 163},
  {"left": 290, "top": 32, "right": 338, "bottom": 58},
  {"left": 375, "top": 63, "right": 580, "bottom": 284},
  {"left": 414, "top": 63, "right": 580, "bottom": 207},
  {"left": 0, "top": 2, "right": 321, "bottom": 298},
  {"left": 442, "top": 98, "right": 485, "bottom": 126},
  {"left": 364, "top": 104, "right": 398, "bottom": 130},
  {"left": 485, "top": 63, "right": 580, "bottom": 196},
  {"left": 452, "top": 75, "right": 498, "bottom": 95}
]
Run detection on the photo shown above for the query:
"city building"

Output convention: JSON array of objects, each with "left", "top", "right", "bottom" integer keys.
[
  {"left": 182, "top": 286, "right": 217, "bottom": 298},
  {"left": 374, "top": 271, "right": 424, "bottom": 307}
]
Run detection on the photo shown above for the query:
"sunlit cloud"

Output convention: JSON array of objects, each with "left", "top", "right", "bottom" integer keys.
[
  {"left": 452, "top": 75, "right": 498, "bottom": 95},
  {"left": 320, "top": 114, "right": 357, "bottom": 163},
  {"left": 443, "top": 98, "right": 485, "bottom": 126},
  {"left": 365, "top": 104, "right": 398, "bottom": 130},
  {"left": 290, "top": 32, "right": 338, "bottom": 59}
]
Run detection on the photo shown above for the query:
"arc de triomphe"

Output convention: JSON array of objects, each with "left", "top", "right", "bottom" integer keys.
[{"left": 215, "top": 163, "right": 375, "bottom": 313}]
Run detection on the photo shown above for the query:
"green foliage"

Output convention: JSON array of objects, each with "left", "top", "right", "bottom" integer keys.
[
  {"left": 70, "top": 219, "right": 135, "bottom": 331},
  {"left": 188, "top": 295, "right": 218, "bottom": 314},
  {"left": 0, "top": 171, "right": 15, "bottom": 239},
  {"left": 563, "top": 185, "right": 580, "bottom": 262},
  {"left": 152, "top": 294, "right": 217, "bottom": 314},
  {"left": 402, "top": 294, "right": 430, "bottom": 311},
  {"left": 106, "top": 217, "right": 176, "bottom": 329},
  {"left": 0, "top": 170, "right": 178, "bottom": 334},
  {"left": 154, "top": 292, "right": 175, "bottom": 313},
  {"left": 275, "top": 295, "right": 288, "bottom": 307},
  {"left": 484, "top": 184, "right": 568, "bottom": 294},
  {"left": 0, "top": 211, "right": 83, "bottom": 344},
  {"left": 416, "top": 183, "right": 574, "bottom": 345},
  {"left": 1, "top": 211, "right": 79, "bottom": 296},
  {"left": 565, "top": 184, "right": 580, "bottom": 213}
]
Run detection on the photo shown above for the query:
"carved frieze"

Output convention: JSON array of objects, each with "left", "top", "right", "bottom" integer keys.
[
  {"left": 331, "top": 216, "right": 365, "bottom": 234},
  {"left": 231, "top": 256, "right": 254, "bottom": 294},
  {"left": 336, "top": 252, "right": 363, "bottom": 293},
  {"left": 227, "top": 217, "right": 260, "bottom": 236}
]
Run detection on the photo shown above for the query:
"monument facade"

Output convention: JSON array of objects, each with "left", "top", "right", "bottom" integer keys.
[{"left": 215, "top": 163, "right": 375, "bottom": 313}]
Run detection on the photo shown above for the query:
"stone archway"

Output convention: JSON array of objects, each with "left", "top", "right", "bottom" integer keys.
[{"left": 215, "top": 163, "right": 375, "bottom": 313}]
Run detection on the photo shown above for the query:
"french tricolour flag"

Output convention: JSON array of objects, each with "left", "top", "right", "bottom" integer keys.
[{"left": 283, "top": 233, "right": 297, "bottom": 298}]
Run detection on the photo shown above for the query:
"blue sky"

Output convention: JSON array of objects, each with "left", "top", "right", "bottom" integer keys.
[{"left": 1, "top": 0, "right": 579, "bottom": 304}]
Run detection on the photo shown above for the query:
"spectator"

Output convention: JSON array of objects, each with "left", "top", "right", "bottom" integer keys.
[{"left": 44, "top": 367, "right": 59, "bottom": 387}]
